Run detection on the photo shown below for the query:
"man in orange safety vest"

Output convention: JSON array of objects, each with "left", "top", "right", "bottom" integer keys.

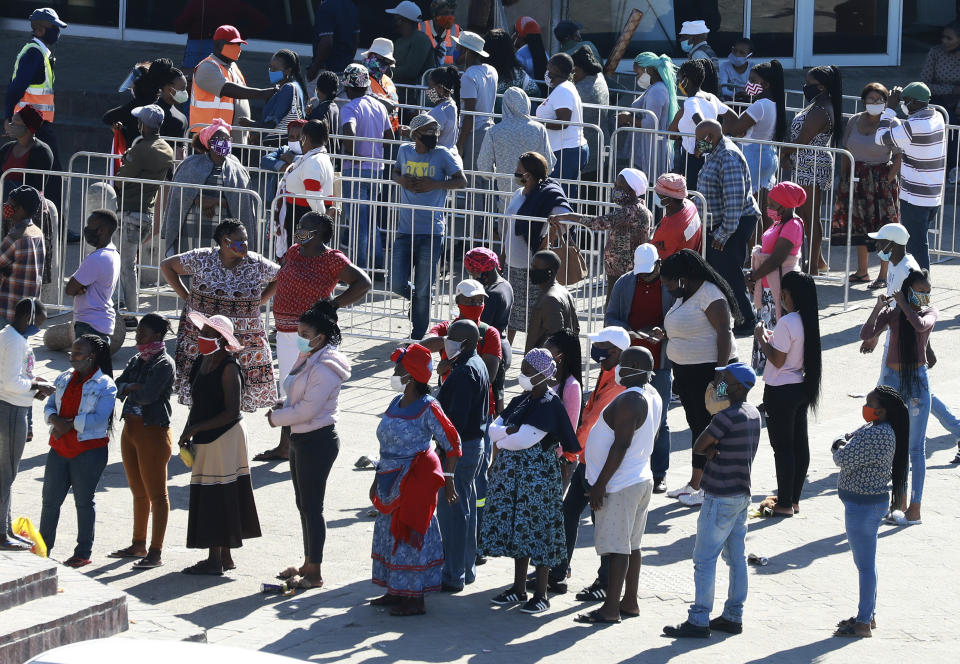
[{"left": 418, "top": 1, "right": 461, "bottom": 67}]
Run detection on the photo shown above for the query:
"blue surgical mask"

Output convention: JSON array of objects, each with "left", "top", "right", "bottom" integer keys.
[
  {"left": 296, "top": 335, "right": 320, "bottom": 353},
  {"left": 728, "top": 53, "right": 750, "bottom": 67},
  {"left": 268, "top": 69, "right": 285, "bottom": 84},
  {"left": 24, "top": 324, "right": 39, "bottom": 337},
  {"left": 680, "top": 39, "right": 693, "bottom": 53},
  {"left": 654, "top": 197, "right": 668, "bottom": 209},
  {"left": 877, "top": 250, "right": 891, "bottom": 261},
  {"left": 590, "top": 345, "right": 610, "bottom": 363}
]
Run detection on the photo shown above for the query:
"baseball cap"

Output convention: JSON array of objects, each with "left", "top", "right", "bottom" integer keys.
[
  {"left": 515, "top": 17, "right": 540, "bottom": 38},
  {"left": 716, "top": 362, "right": 756, "bottom": 389},
  {"left": 588, "top": 326, "right": 631, "bottom": 351},
  {"left": 29, "top": 8, "right": 67, "bottom": 28},
  {"left": 867, "top": 223, "right": 910, "bottom": 246},
  {"left": 409, "top": 113, "right": 440, "bottom": 134},
  {"left": 633, "top": 244, "right": 659, "bottom": 275},
  {"left": 213, "top": 25, "right": 247, "bottom": 44},
  {"left": 385, "top": 1, "right": 423, "bottom": 23},
  {"left": 132, "top": 104, "right": 165, "bottom": 130},
  {"left": 456, "top": 279, "right": 487, "bottom": 299},
  {"left": 901, "top": 81, "right": 931, "bottom": 103}
]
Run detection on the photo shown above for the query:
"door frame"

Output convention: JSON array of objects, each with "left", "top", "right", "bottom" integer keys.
[{"left": 794, "top": 0, "right": 902, "bottom": 67}]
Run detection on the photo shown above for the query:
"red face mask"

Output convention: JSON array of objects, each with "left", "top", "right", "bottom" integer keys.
[
  {"left": 2, "top": 203, "right": 15, "bottom": 219},
  {"left": 862, "top": 405, "right": 880, "bottom": 422},
  {"left": 459, "top": 304, "right": 484, "bottom": 323},
  {"left": 197, "top": 335, "right": 221, "bottom": 355}
]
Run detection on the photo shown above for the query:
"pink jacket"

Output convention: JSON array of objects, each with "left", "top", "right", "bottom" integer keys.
[{"left": 271, "top": 345, "right": 351, "bottom": 433}]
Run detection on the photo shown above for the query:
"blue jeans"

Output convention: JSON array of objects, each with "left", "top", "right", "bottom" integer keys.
[
  {"left": 342, "top": 177, "right": 383, "bottom": 270},
  {"left": 650, "top": 367, "right": 672, "bottom": 478},
  {"left": 706, "top": 215, "right": 758, "bottom": 327},
  {"left": 930, "top": 393, "right": 960, "bottom": 437},
  {"left": 742, "top": 143, "right": 778, "bottom": 192},
  {"left": 842, "top": 497, "right": 887, "bottom": 624},
  {"left": 436, "top": 438, "right": 483, "bottom": 588},
  {"left": 688, "top": 493, "right": 750, "bottom": 627},
  {"left": 899, "top": 200, "right": 939, "bottom": 271},
  {"left": 476, "top": 418, "right": 493, "bottom": 531},
  {"left": 551, "top": 144, "right": 589, "bottom": 200},
  {"left": 879, "top": 365, "right": 930, "bottom": 504},
  {"left": 40, "top": 446, "right": 108, "bottom": 559},
  {"left": 391, "top": 233, "right": 444, "bottom": 339}
]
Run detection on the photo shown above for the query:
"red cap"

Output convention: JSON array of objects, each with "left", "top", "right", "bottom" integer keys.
[
  {"left": 213, "top": 25, "right": 247, "bottom": 44},
  {"left": 515, "top": 16, "right": 540, "bottom": 38}
]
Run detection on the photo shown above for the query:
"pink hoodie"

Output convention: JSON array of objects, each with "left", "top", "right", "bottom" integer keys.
[{"left": 270, "top": 345, "right": 351, "bottom": 433}]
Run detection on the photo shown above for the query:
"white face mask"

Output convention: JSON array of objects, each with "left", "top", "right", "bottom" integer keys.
[
  {"left": 287, "top": 141, "right": 302, "bottom": 154},
  {"left": 615, "top": 366, "right": 651, "bottom": 386},
  {"left": 865, "top": 103, "right": 885, "bottom": 116},
  {"left": 518, "top": 373, "right": 542, "bottom": 392},
  {"left": 443, "top": 338, "right": 462, "bottom": 360},
  {"left": 390, "top": 375, "right": 406, "bottom": 392},
  {"left": 637, "top": 72, "right": 651, "bottom": 89},
  {"left": 173, "top": 89, "right": 189, "bottom": 104},
  {"left": 900, "top": 102, "right": 911, "bottom": 116}
]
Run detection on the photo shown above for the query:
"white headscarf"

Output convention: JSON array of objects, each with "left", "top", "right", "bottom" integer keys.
[{"left": 618, "top": 168, "right": 648, "bottom": 197}]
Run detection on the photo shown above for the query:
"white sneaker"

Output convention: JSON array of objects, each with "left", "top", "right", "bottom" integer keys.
[
  {"left": 667, "top": 483, "right": 696, "bottom": 499},
  {"left": 679, "top": 489, "right": 705, "bottom": 506}
]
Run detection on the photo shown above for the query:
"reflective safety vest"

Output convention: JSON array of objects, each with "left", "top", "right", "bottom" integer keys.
[
  {"left": 189, "top": 55, "right": 246, "bottom": 131},
  {"left": 418, "top": 21, "right": 461, "bottom": 66},
  {"left": 370, "top": 75, "right": 400, "bottom": 132},
  {"left": 13, "top": 41, "right": 55, "bottom": 122}
]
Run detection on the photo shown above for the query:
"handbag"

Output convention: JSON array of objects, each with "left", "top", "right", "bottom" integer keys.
[{"left": 540, "top": 225, "right": 587, "bottom": 286}]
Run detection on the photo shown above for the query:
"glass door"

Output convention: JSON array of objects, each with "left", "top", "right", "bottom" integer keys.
[{"left": 796, "top": 0, "right": 902, "bottom": 66}]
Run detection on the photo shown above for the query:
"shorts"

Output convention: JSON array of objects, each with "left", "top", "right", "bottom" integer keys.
[{"left": 593, "top": 479, "right": 653, "bottom": 555}]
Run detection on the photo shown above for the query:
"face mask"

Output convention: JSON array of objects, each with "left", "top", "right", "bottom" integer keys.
[
  {"left": 7, "top": 124, "right": 27, "bottom": 138},
  {"left": 611, "top": 188, "right": 636, "bottom": 205},
  {"left": 210, "top": 137, "right": 232, "bottom": 157},
  {"left": 877, "top": 249, "right": 891, "bottom": 261},
  {"left": 680, "top": 39, "right": 693, "bottom": 53},
  {"left": 83, "top": 228, "right": 100, "bottom": 246},
  {"left": 426, "top": 87, "right": 442, "bottom": 105},
  {"left": 221, "top": 44, "right": 242, "bottom": 61},
  {"left": 900, "top": 102, "right": 911, "bottom": 116},
  {"left": 435, "top": 15, "right": 456, "bottom": 30},
  {"left": 364, "top": 56, "right": 388, "bottom": 78},
  {"left": 173, "top": 89, "right": 189, "bottom": 104},
  {"left": 287, "top": 140, "right": 302, "bottom": 154},
  {"left": 637, "top": 72, "right": 651, "bottom": 89},
  {"left": 615, "top": 366, "right": 650, "bottom": 386},
  {"left": 909, "top": 288, "right": 931, "bottom": 307},
  {"left": 654, "top": 196, "right": 668, "bottom": 209},
  {"left": 865, "top": 103, "right": 885, "bottom": 116},
  {"left": 136, "top": 340, "right": 165, "bottom": 355},
  {"left": 2, "top": 203, "right": 15, "bottom": 219},
  {"left": 41, "top": 26, "right": 60, "bottom": 45},
  {"left": 268, "top": 69, "right": 285, "bottom": 84},
  {"left": 803, "top": 83, "right": 821, "bottom": 101},
  {"left": 728, "top": 53, "right": 750, "bottom": 67},
  {"left": 197, "top": 335, "right": 221, "bottom": 355},
  {"left": 696, "top": 138, "right": 715, "bottom": 155},
  {"left": 458, "top": 304, "right": 484, "bottom": 323},
  {"left": 714, "top": 380, "right": 729, "bottom": 399},
  {"left": 767, "top": 207, "right": 782, "bottom": 223},
  {"left": 390, "top": 375, "right": 406, "bottom": 392},
  {"left": 518, "top": 373, "right": 542, "bottom": 392},
  {"left": 228, "top": 239, "right": 247, "bottom": 254},
  {"left": 418, "top": 134, "right": 438, "bottom": 149},
  {"left": 744, "top": 81, "right": 764, "bottom": 96},
  {"left": 443, "top": 338, "right": 462, "bottom": 360},
  {"left": 590, "top": 345, "right": 610, "bottom": 363},
  {"left": 293, "top": 228, "right": 315, "bottom": 244},
  {"left": 297, "top": 334, "right": 322, "bottom": 353},
  {"left": 529, "top": 268, "right": 551, "bottom": 285},
  {"left": 862, "top": 405, "right": 879, "bottom": 422}
]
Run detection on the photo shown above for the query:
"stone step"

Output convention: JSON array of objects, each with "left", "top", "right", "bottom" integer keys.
[{"left": 0, "top": 552, "right": 59, "bottom": 611}]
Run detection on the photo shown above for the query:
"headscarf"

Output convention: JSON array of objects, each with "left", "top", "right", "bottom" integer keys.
[
  {"left": 198, "top": 118, "right": 231, "bottom": 149},
  {"left": 391, "top": 343, "right": 434, "bottom": 384},
  {"left": 464, "top": 247, "right": 500, "bottom": 273},
  {"left": 633, "top": 52, "right": 678, "bottom": 125},
  {"left": 618, "top": 168, "right": 648, "bottom": 198},
  {"left": 655, "top": 173, "right": 688, "bottom": 199},
  {"left": 343, "top": 63, "right": 370, "bottom": 89},
  {"left": 768, "top": 181, "right": 807, "bottom": 209},
  {"left": 16, "top": 105, "right": 43, "bottom": 133},
  {"left": 515, "top": 16, "right": 540, "bottom": 38},
  {"left": 524, "top": 348, "right": 557, "bottom": 380}
]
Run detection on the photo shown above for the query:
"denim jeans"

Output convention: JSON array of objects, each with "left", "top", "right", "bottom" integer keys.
[
  {"left": 436, "top": 438, "right": 482, "bottom": 588},
  {"left": 390, "top": 232, "right": 444, "bottom": 339},
  {"left": 476, "top": 418, "right": 493, "bottom": 534},
  {"left": 650, "top": 367, "right": 672, "bottom": 478},
  {"left": 551, "top": 144, "right": 589, "bottom": 200},
  {"left": 899, "top": 201, "right": 939, "bottom": 271},
  {"left": 930, "top": 393, "right": 960, "bottom": 437},
  {"left": 40, "top": 446, "right": 109, "bottom": 559},
  {"left": 342, "top": 177, "right": 383, "bottom": 270},
  {"left": 879, "top": 365, "right": 930, "bottom": 504},
  {"left": 706, "top": 215, "right": 758, "bottom": 327},
  {"left": 688, "top": 493, "right": 750, "bottom": 627},
  {"left": 842, "top": 497, "right": 888, "bottom": 624},
  {"left": 116, "top": 211, "right": 152, "bottom": 311},
  {"left": 550, "top": 462, "right": 610, "bottom": 585},
  {"left": 0, "top": 400, "right": 29, "bottom": 537}
]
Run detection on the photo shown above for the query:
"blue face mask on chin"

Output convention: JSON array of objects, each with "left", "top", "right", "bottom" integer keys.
[
  {"left": 877, "top": 249, "right": 891, "bottom": 261},
  {"left": 268, "top": 69, "right": 285, "bottom": 84}
]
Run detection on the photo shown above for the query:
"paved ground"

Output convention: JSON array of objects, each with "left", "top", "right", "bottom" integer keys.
[{"left": 9, "top": 239, "right": 960, "bottom": 663}]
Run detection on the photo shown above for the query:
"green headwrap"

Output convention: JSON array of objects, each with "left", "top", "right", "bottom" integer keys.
[{"left": 633, "top": 52, "right": 678, "bottom": 124}]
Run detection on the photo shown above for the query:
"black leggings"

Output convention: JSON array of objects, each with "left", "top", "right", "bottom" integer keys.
[
  {"left": 288, "top": 425, "right": 340, "bottom": 564},
  {"left": 763, "top": 383, "right": 810, "bottom": 506},
  {"left": 672, "top": 362, "right": 717, "bottom": 470}
]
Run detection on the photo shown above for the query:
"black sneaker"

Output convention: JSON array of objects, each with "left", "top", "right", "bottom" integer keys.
[
  {"left": 663, "top": 621, "right": 711, "bottom": 638},
  {"left": 475, "top": 554, "right": 487, "bottom": 566},
  {"left": 490, "top": 589, "right": 527, "bottom": 605},
  {"left": 709, "top": 616, "right": 743, "bottom": 634},
  {"left": 519, "top": 595, "right": 550, "bottom": 614},
  {"left": 575, "top": 581, "right": 607, "bottom": 602},
  {"left": 952, "top": 445, "right": 960, "bottom": 464},
  {"left": 653, "top": 478, "right": 667, "bottom": 494}
]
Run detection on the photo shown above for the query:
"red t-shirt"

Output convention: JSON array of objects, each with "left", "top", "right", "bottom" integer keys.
[
  {"left": 428, "top": 318, "right": 502, "bottom": 415},
  {"left": 273, "top": 244, "right": 350, "bottom": 332},
  {"left": 628, "top": 275, "right": 664, "bottom": 369},
  {"left": 49, "top": 372, "right": 108, "bottom": 459},
  {"left": 652, "top": 199, "right": 702, "bottom": 259},
  {"left": 2, "top": 149, "right": 29, "bottom": 186}
]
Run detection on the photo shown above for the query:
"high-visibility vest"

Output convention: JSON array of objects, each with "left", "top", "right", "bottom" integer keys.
[
  {"left": 13, "top": 41, "right": 55, "bottom": 122},
  {"left": 189, "top": 55, "right": 246, "bottom": 131},
  {"left": 418, "top": 21, "right": 461, "bottom": 66},
  {"left": 370, "top": 75, "right": 400, "bottom": 131}
]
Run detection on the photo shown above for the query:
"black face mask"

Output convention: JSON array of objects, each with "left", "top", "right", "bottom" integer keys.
[
  {"left": 41, "top": 26, "right": 60, "bottom": 46},
  {"left": 803, "top": 83, "right": 821, "bottom": 101},
  {"left": 83, "top": 228, "right": 100, "bottom": 246},
  {"left": 419, "top": 134, "right": 438, "bottom": 149},
  {"left": 529, "top": 268, "right": 552, "bottom": 285}
]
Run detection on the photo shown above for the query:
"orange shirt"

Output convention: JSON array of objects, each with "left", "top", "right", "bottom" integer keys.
[{"left": 564, "top": 368, "right": 625, "bottom": 462}]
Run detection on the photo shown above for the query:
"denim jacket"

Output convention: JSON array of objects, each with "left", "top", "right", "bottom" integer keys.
[{"left": 44, "top": 369, "right": 117, "bottom": 441}]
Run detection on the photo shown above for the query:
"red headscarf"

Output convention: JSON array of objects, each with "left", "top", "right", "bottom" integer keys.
[
  {"left": 515, "top": 16, "right": 540, "bottom": 38},
  {"left": 391, "top": 343, "right": 433, "bottom": 384},
  {"left": 768, "top": 181, "right": 807, "bottom": 209},
  {"left": 17, "top": 105, "right": 43, "bottom": 133},
  {"left": 464, "top": 247, "right": 499, "bottom": 274}
]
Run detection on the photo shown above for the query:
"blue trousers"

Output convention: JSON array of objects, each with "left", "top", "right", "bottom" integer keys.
[
  {"left": 899, "top": 200, "right": 939, "bottom": 271},
  {"left": 706, "top": 215, "right": 758, "bottom": 327},
  {"left": 879, "top": 365, "right": 930, "bottom": 504},
  {"left": 551, "top": 144, "right": 589, "bottom": 200},
  {"left": 843, "top": 497, "right": 887, "bottom": 624},
  {"left": 436, "top": 438, "right": 483, "bottom": 588},
  {"left": 650, "top": 367, "right": 672, "bottom": 478},
  {"left": 390, "top": 233, "right": 444, "bottom": 339},
  {"left": 342, "top": 178, "right": 383, "bottom": 270},
  {"left": 688, "top": 493, "right": 750, "bottom": 627},
  {"left": 40, "top": 446, "right": 108, "bottom": 560}
]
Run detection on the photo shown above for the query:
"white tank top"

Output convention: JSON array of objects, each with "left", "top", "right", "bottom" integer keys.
[{"left": 584, "top": 384, "right": 661, "bottom": 493}]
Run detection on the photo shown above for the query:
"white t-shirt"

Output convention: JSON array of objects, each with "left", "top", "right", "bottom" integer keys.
[
  {"left": 678, "top": 92, "right": 731, "bottom": 154},
  {"left": 460, "top": 64, "right": 498, "bottom": 132},
  {"left": 763, "top": 311, "right": 805, "bottom": 386},
  {"left": 585, "top": 385, "right": 660, "bottom": 493},
  {"left": 664, "top": 281, "right": 736, "bottom": 365},
  {"left": 501, "top": 189, "right": 569, "bottom": 268},
  {"left": 886, "top": 254, "right": 921, "bottom": 295},
  {"left": 535, "top": 80, "right": 585, "bottom": 151},
  {"left": 744, "top": 97, "right": 777, "bottom": 141}
]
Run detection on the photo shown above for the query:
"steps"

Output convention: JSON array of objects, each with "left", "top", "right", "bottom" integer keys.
[{"left": 0, "top": 552, "right": 205, "bottom": 664}]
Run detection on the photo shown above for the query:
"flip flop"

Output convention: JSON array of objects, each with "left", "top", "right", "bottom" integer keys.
[
  {"left": 575, "top": 609, "right": 621, "bottom": 625},
  {"left": 182, "top": 561, "right": 224, "bottom": 576},
  {"left": 132, "top": 558, "right": 163, "bottom": 569},
  {"left": 107, "top": 546, "right": 147, "bottom": 559},
  {"left": 619, "top": 609, "right": 640, "bottom": 619},
  {"left": 867, "top": 279, "right": 887, "bottom": 291},
  {"left": 277, "top": 566, "right": 299, "bottom": 580},
  {"left": 253, "top": 449, "right": 288, "bottom": 462},
  {"left": 296, "top": 577, "right": 322, "bottom": 590},
  {"left": 354, "top": 456, "right": 375, "bottom": 469},
  {"left": 848, "top": 272, "right": 871, "bottom": 283}
]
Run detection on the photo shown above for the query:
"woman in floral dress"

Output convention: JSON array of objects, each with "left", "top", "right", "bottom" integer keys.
[
  {"left": 370, "top": 344, "right": 461, "bottom": 617},
  {"left": 160, "top": 219, "right": 280, "bottom": 412},
  {"left": 481, "top": 348, "right": 580, "bottom": 615}
]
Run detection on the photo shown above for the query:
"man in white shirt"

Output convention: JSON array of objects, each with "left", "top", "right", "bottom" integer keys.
[
  {"left": 575, "top": 347, "right": 659, "bottom": 625},
  {"left": 454, "top": 31, "right": 497, "bottom": 172}
]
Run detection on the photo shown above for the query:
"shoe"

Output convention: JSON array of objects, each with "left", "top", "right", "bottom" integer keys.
[
  {"left": 883, "top": 510, "right": 907, "bottom": 526},
  {"left": 951, "top": 446, "right": 960, "bottom": 464},
  {"left": 653, "top": 478, "right": 667, "bottom": 494},
  {"left": 663, "top": 621, "right": 711, "bottom": 638},
  {"left": 123, "top": 315, "right": 138, "bottom": 328},
  {"left": 679, "top": 489, "right": 705, "bottom": 507},
  {"left": 475, "top": 554, "right": 487, "bottom": 566},
  {"left": 519, "top": 595, "right": 550, "bottom": 614},
  {"left": 490, "top": 589, "right": 527, "bottom": 605},
  {"left": 709, "top": 616, "right": 743, "bottom": 634},
  {"left": 440, "top": 583, "right": 463, "bottom": 593},
  {"left": 667, "top": 483, "right": 696, "bottom": 499},
  {"left": 575, "top": 581, "right": 607, "bottom": 602},
  {"left": 0, "top": 537, "right": 31, "bottom": 551}
]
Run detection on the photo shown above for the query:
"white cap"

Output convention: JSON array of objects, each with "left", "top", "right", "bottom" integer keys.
[
  {"left": 452, "top": 31, "right": 489, "bottom": 57},
  {"left": 633, "top": 243, "right": 659, "bottom": 275},
  {"left": 456, "top": 279, "right": 487, "bottom": 298},
  {"left": 680, "top": 20, "right": 710, "bottom": 35},
  {"left": 363, "top": 37, "right": 396, "bottom": 63},
  {"left": 385, "top": 1, "right": 422, "bottom": 23},
  {"left": 867, "top": 223, "right": 910, "bottom": 245},
  {"left": 588, "top": 326, "right": 631, "bottom": 351}
]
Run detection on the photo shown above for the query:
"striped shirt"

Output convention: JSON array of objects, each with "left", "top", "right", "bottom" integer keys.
[
  {"left": 701, "top": 402, "right": 761, "bottom": 497},
  {"left": 875, "top": 107, "right": 946, "bottom": 207}
]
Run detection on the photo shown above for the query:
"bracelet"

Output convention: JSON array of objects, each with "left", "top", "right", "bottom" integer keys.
[{"left": 443, "top": 472, "right": 455, "bottom": 478}]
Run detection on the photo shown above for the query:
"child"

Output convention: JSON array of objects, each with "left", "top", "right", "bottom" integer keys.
[
  {"left": 719, "top": 38, "right": 753, "bottom": 101},
  {"left": 663, "top": 362, "right": 761, "bottom": 638}
]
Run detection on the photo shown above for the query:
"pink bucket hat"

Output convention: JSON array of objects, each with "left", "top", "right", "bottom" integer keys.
[
  {"left": 187, "top": 312, "right": 243, "bottom": 352},
  {"left": 654, "top": 173, "right": 688, "bottom": 199}
]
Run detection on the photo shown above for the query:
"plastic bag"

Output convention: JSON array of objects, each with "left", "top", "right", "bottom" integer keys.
[{"left": 12, "top": 516, "right": 47, "bottom": 557}]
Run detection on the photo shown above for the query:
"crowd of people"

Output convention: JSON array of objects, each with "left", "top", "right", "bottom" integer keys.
[{"left": 0, "top": 1, "right": 959, "bottom": 645}]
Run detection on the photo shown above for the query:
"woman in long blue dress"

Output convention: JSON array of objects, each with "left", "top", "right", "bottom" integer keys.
[
  {"left": 481, "top": 348, "right": 580, "bottom": 615},
  {"left": 370, "top": 343, "right": 461, "bottom": 616}
]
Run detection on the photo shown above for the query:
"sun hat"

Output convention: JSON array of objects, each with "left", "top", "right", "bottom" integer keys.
[
  {"left": 409, "top": 113, "right": 440, "bottom": 134},
  {"left": 679, "top": 20, "right": 710, "bottom": 35},
  {"left": 187, "top": 312, "right": 243, "bottom": 352},
  {"left": 343, "top": 63, "right": 370, "bottom": 89},
  {"left": 363, "top": 38, "right": 396, "bottom": 64},
  {"left": 452, "top": 31, "right": 489, "bottom": 57}
]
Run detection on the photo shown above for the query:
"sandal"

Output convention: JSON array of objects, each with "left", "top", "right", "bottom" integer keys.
[
  {"left": 867, "top": 278, "right": 887, "bottom": 290},
  {"left": 619, "top": 608, "right": 640, "bottom": 619},
  {"left": 354, "top": 456, "right": 375, "bottom": 469},
  {"left": 253, "top": 448, "right": 288, "bottom": 462},
  {"left": 848, "top": 272, "right": 871, "bottom": 283},
  {"left": 277, "top": 566, "right": 300, "bottom": 580},
  {"left": 107, "top": 545, "right": 146, "bottom": 559},
  {"left": 63, "top": 556, "right": 91, "bottom": 568},
  {"left": 296, "top": 577, "right": 322, "bottom": 590},
  {"left": 575, "top": 609, "right": 621, "bottom": 624},
  {"left": 182, "top": 560, "right": 224, "bottom": 576},
  {"left": 132, "top": 558, "right": 163, "bottom": 569}
]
